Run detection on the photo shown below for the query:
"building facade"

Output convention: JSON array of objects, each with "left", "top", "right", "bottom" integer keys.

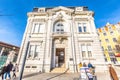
[
  {"left": 97, "top": 22, "right": 120, "bottom": 64},
  {"left": 0, "top": 41, "right": 19, "bottom": 68},
  {"left": 18, "top": 6, "right": 105, "bottom": 73}
]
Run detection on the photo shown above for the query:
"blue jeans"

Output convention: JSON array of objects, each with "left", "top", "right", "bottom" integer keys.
[{"left": 3, "top": 72, "right": 11, "bottom": 80}]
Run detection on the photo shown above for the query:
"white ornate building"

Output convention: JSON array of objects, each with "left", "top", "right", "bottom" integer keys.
[{"left": 17, "top": 6, "right": 105, "bottom": 73}]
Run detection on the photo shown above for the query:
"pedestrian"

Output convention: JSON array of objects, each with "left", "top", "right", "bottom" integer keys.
[
  {"left": 108, "top": 64, "right": 119, "bottom": 80},
  {"left": 79, "top": 62, "right": 82, "bottom": 68},
  {"left": 12, "top": 63, "right": 18, "bottom": 78},
  {"left": 88, "top": 62, "right": 94, "bottom": 68},
  {"left": 88, "top": 62, "right": 95, "bottom": 75},
  {"left": 0, "top": 65, "right": 7, "bottom": 80},
  {"left": 83, "top": 62, "right": 87, "bottom": 67},
  {"left": 4, "top": 62, "right": 13, "bottom": 79}
]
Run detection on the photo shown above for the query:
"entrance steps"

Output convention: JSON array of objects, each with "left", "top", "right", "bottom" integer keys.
[{"left": 51, "top": 68, "right": 69, "bottom": 73}]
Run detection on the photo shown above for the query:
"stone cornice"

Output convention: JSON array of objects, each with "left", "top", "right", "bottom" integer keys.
[
  {"left": 27, "top": 12, "right": 47, "bottom": 17},
  {"left": 32, "top": 18, "right": 46, "bottom": 22},
  {"left": 74, "top": 18, "right": 89, "bottom": 21},
  {"left": 74, "top": 11, "right": 94, "bottom": 16},
  {"left": 47, "top": 6, "right": 74, "bottom": 13}
]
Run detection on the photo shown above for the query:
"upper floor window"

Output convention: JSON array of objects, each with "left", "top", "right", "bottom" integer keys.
[
  {"left": 28, "top": 45, "right": 40, "bottom": 58},
  {"left": 78, "top": 23, "right": 87, "bottom": 32},
  {"left": 32, "top": 23, "right": 41, "bottom": 33},
  {"left": 83, "top": 27, "right": 86, "bottom": 32},
  {"left": 78, "top": 27, "right": 82, "bottom": 32},
  {"left": 83, "top": 23, "right": 87, "bottom": 32},
  {"left": 110, "top": 31, "right": 114, "bottom": 35},
  {"left": 108, "top": 45, "right": 112, "bottom": 51},
  {"left": 113, "top": 38, "right": 117, "bottom": 42},
  {"left": 105, "top": 39, "right": 109, "bottom": 42},
  {"left": 103, "top": 33, "right": 107, "bottom": 36},
  {"left": 54, "top": 22, "right": 64, "bottom": 33}
]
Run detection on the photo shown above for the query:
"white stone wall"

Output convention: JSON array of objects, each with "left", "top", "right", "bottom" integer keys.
[{"left": 18, "top": 6, "right": 105, "bottom": 73}]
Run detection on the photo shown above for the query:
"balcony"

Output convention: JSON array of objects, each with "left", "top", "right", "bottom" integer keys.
[{"left": 51, "top": 32, "right": 70, "bottom": 38}]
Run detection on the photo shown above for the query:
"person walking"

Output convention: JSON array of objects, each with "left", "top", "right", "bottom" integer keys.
[
  {"left": 79, "top": 62, "right": 83, "bottom": 68},
  {"left": 12, "top": 63, "right": 18, "bottom": 78},
  {"left": 83, "top": 62, "right": 87, "bottom": 67},
  {"left": 108, "top": 64, "right": 119, "bottom": 80},
  {"left": 0, "top": 65, "right": 7, "bottom": 80},
  {"left": 4, "top": 62, "right": 13, "bottom": 79}
]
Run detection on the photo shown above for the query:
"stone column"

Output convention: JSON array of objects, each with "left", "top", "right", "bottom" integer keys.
[{"left": 0, "top": 47, "right": 5, "bottom": 56}]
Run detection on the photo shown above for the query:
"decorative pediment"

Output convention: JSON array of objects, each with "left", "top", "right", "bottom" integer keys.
[{"left": 47, "top": 6, "right": 74, "bottom": 13}]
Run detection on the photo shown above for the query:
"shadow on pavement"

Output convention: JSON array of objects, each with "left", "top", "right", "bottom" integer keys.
[{"left": 14, "top": 72, "right": 43, "bottom": 80}]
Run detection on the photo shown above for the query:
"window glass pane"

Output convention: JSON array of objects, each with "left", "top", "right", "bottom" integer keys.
[
  {"left": 110, "top": 31, "right": 113, "bottom": 35},
  {"left": 28, "top": 45, "right": 35, "bottom": 58},
  {"left": 78, "top": 23, "right": 82, "bottom": 32},
  {"left": 34, "top": 45, "right": 40, "bottom": 58},
  {"left": 79, "top": 27, "right": 82, "bottom": 32},
  {"left": 34, "top": 24, "right": 39, "bottom": 33},
  {"left": 88, "top": 51, "right": 92, "bottom": 57},
  {"left": 105, "top": 39, "right": 109, "bottom": 42},
  {"left": 81, "top": 44, "right": 86, "bottom": 51},
  {"left": 113, "top": 38, "right": 117, "bottom": 42},
  {"left": 83, "top": 27, "right": 86, "bottom": 32},
  {"left": 55, "top": 23, "right": 64, "bottom": 33},
  {"left": 108, "top": 46, "right": 112, "bottom": 51},
  {"left": 103, "top": 33, "right": 107, "bottom": 36},
  {"left": 82, "top": 51, "right": 86, "bottom": 57},
  {"left": 83, "top": 23, "right": 87, "bottom": 32},
  {"left": 87, "top": 44, "right": 92, "bottom": 51}
]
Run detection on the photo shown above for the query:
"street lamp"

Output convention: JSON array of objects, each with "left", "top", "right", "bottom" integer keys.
[{"left": 18, "top": 36, "right": 30, "bottom": 80}]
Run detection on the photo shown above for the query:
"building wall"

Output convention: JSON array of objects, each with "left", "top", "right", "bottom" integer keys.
[
  {"left": 97, "top": 22, "right": 120, "bottom": 64},
  {"left": 0, "top": 41, "right": 19, "bottom": 68},
  {"left": 18, "top": 6, "right": 105, "bottom": 73}
]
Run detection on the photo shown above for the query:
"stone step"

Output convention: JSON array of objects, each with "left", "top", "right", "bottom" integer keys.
[{"left": 51, "top": 67, "right": 69, "bottom": 73}]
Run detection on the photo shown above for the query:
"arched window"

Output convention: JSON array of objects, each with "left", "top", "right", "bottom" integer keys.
[{"left": 54, "top": 22, "right": 64, "bottom": 33}]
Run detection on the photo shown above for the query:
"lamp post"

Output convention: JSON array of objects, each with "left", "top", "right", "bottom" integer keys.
[{"left": 18, "top": 38, "right": 30, "bottom": 80}]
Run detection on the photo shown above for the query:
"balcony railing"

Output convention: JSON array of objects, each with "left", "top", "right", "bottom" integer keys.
[{"left": 52, "top": 32, "right": 70, "bottom": 37}]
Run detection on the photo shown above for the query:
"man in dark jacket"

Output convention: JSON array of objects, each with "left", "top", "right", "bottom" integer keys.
[
  {"left": 4, "top": 62, "right": 13, "bottom": 79},
  {"left": 0, "top": 65, "right": 7, "bottom": 80}
]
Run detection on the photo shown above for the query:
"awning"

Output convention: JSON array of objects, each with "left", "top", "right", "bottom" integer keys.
[{"left": 115, "top": 53, "right": 120, "bottom": 57}]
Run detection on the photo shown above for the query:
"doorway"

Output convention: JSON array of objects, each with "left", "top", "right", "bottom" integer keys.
[{"left": 55, "top": 48, "right": 65, "bottom": 67}]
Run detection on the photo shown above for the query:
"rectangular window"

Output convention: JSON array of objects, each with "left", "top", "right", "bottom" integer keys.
[
  {"left": 88, "top": 51, "right": 92, "bottom": 57},
  {"left": 83, "top": 26, "right": 86, "bottom": 32},
  {"left": 110, "top": 31, "right": 113, "bottom": 35},
  {"left": 115, "top": 45, "right": 120, "bottom": 51},
  {"left": 113, "top": 38, "right": 117, "bottom": 42},
  {"left": 108, "top": 46, "right": 112, "bottom": 51},
  {"left": 34, "top": 45, "right": 40, "bottom": 58},
  {"left": 103, "top": 33, "right": 107, "bottom": 36},
  {"left": 105, "top": 39, "right": 109, "bottom": 42},
  {"left": 82, "top": 51, "right": 86, "bottom": 57},
  {"left": 81, "top": 44, "right": 86, "bottom": 57},
  {"left": 79, "top": 27, "right": 82, "bottom": 32},
  {"left": 28, "top": 45, "right": 35, "bottom": 58},
  {"left": 33, "top": 23, "right": 41, "bottom": 33},
  {"left": 83, "top": 23, "right": 87, "bottom": 32},
  {"left": 78, "top": 23, "right": 82, "bottom": 32},
  {"left": 87, "top": 44, "right": 92, "bottom": 57}
]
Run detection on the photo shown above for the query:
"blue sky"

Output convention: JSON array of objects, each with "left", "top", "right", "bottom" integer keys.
[{"left": 0, "top": 0, "right": 120, "bottom": 46}]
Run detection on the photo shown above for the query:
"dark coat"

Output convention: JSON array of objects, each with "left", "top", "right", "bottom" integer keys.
[
  {"left": 0, "top": 66, "right": 7, "bottom": 75},
  {"left": 6, "top": 63, "right": 13, "bottom": 72},
  {"left": 109, "top": 66, "right": 119, "bottom": 80}
]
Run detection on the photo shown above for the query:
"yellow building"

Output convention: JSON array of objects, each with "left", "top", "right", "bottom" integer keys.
[{"left": 97, "top": 22, "right": 120, "bottom": 64}]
